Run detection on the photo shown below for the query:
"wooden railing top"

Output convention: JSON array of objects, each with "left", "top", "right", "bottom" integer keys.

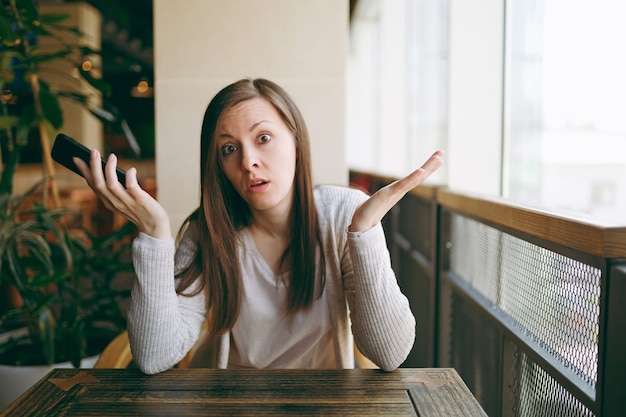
[
  {"left": 349, "top": 170, "right": 626, "bottom": 258},
  {"left": 438, "top": 188, "right": 626, "bottom": 259}
]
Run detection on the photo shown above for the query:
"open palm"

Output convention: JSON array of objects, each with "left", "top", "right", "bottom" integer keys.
[{"left": 350, "top": 150, "right": 444, "bottom": 232}]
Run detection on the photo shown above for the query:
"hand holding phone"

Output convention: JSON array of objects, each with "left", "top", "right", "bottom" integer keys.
[
  {"left": 51, "top": 133, "right": 172, "bottom": 239},
  {"left": 51, "top": 133, "right": 128, "bottom": 187}
]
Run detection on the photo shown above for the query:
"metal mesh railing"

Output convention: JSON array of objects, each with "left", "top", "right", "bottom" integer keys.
[
  {"left": 352, "top": 172, "right": 626, "bottom": 416},
  {"left": 448, "top": 214, "right": 601, "bottom": 390},
  {"left": 510, "top": 348, "right": 595, "bottom": 417}
]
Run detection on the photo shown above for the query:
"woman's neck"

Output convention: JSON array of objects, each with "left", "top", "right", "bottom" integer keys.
[
  {"left": 249, "top": 213, "right": 290, "bottom": 240},
  {"left": 249, "top": 196, "right": 292, "bottom": 239},
  {"left": 248, "top": 217, "right": 291, "bottom": 274}
]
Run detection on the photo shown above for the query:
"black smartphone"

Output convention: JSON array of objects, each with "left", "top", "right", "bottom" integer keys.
[{"left": 51, "top": 133, "right": 127, "bottom": 187}]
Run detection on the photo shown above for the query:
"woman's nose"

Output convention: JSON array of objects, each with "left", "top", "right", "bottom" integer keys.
[{"left": 241, "top": 147, "right": 259, "bottom": 171}]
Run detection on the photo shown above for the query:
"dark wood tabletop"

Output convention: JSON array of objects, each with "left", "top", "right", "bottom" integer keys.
[{"left": 1, "top": 368, "right": 487, "bottom": 416}]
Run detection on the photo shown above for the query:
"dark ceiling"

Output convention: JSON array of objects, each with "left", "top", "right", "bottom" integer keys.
[
  {"left": 65, "top": 0, "right": 154, "bottom": 77},
  {"left": 49, "top": 0, "right": 156, "bottom": 158}
]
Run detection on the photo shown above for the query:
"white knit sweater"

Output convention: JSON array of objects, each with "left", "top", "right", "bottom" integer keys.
[{"left": 127, "top": 185, "right": 416, "bottom": 374}]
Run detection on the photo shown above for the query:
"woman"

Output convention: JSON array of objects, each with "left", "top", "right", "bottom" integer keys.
[{"left": 75, "top": 78, "right": 444, "bottom": 374}]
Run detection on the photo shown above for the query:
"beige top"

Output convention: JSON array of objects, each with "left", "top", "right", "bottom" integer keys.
[
  {"left": 228, "top": 229, "right": 335, "bottom": 369},
  {"left": 127, "top": 185, "right": 416, "bottom": 374}
]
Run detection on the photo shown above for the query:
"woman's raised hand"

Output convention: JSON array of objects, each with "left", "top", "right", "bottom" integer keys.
[
  {"left": 349, "top": 150, "right": 444, "bottom": 232},
  {"left": 73, "top": 149, "right": 172, "bottom": 240}
]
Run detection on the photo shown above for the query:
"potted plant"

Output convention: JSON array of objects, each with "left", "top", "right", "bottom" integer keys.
[
  {"left": 0, "top": 0, "right": 139, "bottom": 408},
  {"left": 0, "top": 178, "right": 136, "bottom": 367},
  {"left": 0, "top": 179, "right": 136, "bottom": 409}
]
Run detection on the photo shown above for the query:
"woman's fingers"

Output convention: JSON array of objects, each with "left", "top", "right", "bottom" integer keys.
[
  {"left": 72, "top": 155, "right": 94, "bottom": 185},
  {"left": 125, "top": 166, "right": 140, "bottom": 189},
  {"left": 349, "top": 150, "right": 444, "bottom": 232},
  {"left": 72, "top": 150, "right": 171, "bottom": 239},
  {"left": 387, "top": 150, "right": 444, "bottom": 197},
  {"left": 104, "top": 153, "right": 126, "bottom": 189},
  {"left": 88, "top": 150, "right": 116, "bottom": 192}
]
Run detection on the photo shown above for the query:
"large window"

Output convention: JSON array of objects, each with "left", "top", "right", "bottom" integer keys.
[
  {"left": 350, "top": 0, "right": 625, "bottom": 224},
  {"left": 503, "top": 0, "right": 626, "bottom": 223},
  {"left": 348, "top": 0, "right": 448, "bottom": 182}
]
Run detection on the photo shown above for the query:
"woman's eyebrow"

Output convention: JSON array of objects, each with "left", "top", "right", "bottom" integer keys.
[
  {"left": 249, "top": 120, "right": 270, "bottom": 132},
  {"left": 218, "top": 132, "right": 234, "bottom": 140},
  {"left": 218, "top": 120, "right": 272, "bottom": 140}
]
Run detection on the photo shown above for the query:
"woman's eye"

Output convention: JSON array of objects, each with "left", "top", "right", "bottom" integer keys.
[
  {"left": 221, "top": 144, "right": 238, "bottom": 156},
  {"left": 257, "top": 133, "right": 271, "bottom": 144}
]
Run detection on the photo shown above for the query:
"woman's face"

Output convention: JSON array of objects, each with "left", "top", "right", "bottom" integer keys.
[{"left": 216, "top": 97, "right": 297, "bottom": 217}]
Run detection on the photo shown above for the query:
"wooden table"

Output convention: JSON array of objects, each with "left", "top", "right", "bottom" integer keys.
[{"left": 1, "top": 368, "right": 487, "bottom": 416}]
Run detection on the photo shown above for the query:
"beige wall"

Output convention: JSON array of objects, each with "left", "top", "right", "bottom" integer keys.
[{"left": 153, "top": 0, "right": 349, "bottom": 233}]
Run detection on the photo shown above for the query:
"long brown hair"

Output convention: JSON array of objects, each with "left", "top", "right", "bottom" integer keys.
[{"left": 176, "top": 78, "right": 325, "bottom": 337}]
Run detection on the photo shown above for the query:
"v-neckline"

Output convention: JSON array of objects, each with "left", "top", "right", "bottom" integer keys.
[{"left": 242, "top": 229, "right": 288, "bottom": 278}]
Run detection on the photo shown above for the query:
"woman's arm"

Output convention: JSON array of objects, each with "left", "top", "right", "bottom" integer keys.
[
  {"left": 74, "top": 152, "right": 205, "bottom": 373},
  {"left": 127, "top": 232, "right": 207, "bottom": 374},
  {"left": 343, "top": 150, "right": 443, "bottom": 371},
  {"left": 342, "top": 223, "right": 415, "bottom": 371}
]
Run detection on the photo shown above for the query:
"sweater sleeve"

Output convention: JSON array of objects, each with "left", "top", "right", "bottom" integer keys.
[
  {"left": 332, "top": 190, "right": 415, "bottom": 372},
  {"left": 343, "top": 225, "right": 416, "bottom": 371},
  {"left": 127, "top": 232, "right": 207, "bottom": 374}
]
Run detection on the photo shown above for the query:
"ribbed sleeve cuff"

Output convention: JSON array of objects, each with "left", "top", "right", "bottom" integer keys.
[
  {"left": 132, "top": 232, "right": 176, "bottom": 291},
  {"left": 346, "top": 223, "right": 390, "bottom": 284}
]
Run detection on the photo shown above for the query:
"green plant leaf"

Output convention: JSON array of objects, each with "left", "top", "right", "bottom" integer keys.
[
  {"left": 56, "top": 90, "right": 88, "bottom": 106},
  {"left": 1, "top": 179, "right": 50, "bottom": 285},
  {"left": 4, "top": 247, "right": 26, "bottom": 288},
  {"left": 78, "top": 46, "right": 101, "bottom": 56},
  {"left": 69, "top": 317, "right": 84, "bottom": 368},
  {"left": 38, "top": 81, "right": 63, "bottom": 129},
  {"left": 38, "top": 294, "right": 58, "bottom": 314},
  {"left": 39, "top": 13, "right": 71, "bottom": 25},
  {"left": 66, "top": 27, "right": 82, "bottom": 37},
  {"left": 25, "top": 22, "right": 52, "bottom": 37},
  {"left": 29, "top": 270, "right": 69, "bottom": 288},
  {"left": 78, "top": 66, "right": 112, "bottom": 97},
  {"left": 16, "top": 0, "right": 41, "bottom": 22},
  {"left": 16, "top": 107, "right": 37, "bottom": 146},
  {"left": 0, "top": 115, "right": 20, "bottom": 129},
  {"left": 34, "top": 204, "right": 73, "bottom": 267},
  {"left": 16, "top": 232, "right": 54, "bottom": 274},
  {"left": 31, "top": 46, "right": 73, "bottom": 63},
  {"left": 0, "top": 50, "right": 24, "bottom": 79},
  {"left": 38, "top": 309, "right": 57, "bottom": 364},
  {"left": 0, "top": 13, "right": 19, "bottom": 45}
]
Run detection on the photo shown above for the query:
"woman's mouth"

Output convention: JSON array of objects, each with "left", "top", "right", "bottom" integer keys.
[{"left": 248, "top": 179, "right": 270, "bottom": 193}]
